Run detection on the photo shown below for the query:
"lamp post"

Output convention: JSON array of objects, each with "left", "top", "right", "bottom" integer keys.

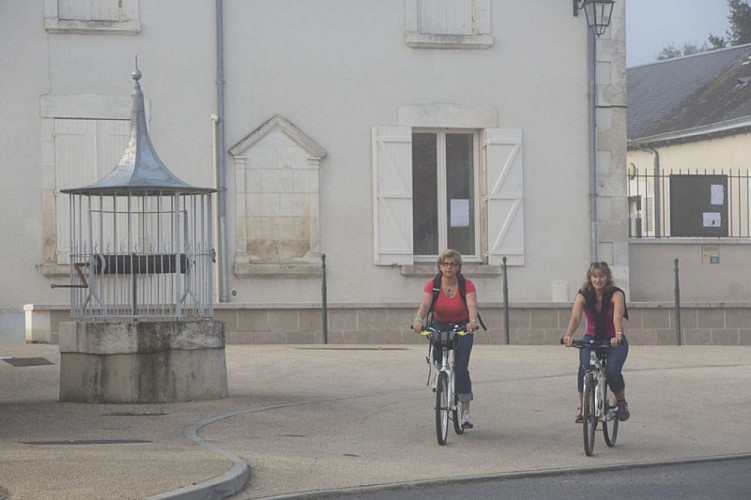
[{"left": 573, "top": 0, "right": 615, "bottom": 261}]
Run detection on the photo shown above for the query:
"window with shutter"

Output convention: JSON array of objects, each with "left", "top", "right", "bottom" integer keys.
[
  {"left": 45, "top": 0, "right": 140, "bottom": 34},
  {"left": 405, "top": 0, "right": 492, "bottom": 49}
]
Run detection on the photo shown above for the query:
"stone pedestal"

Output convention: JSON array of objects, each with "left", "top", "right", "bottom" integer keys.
[{"left": 59, "top": 319, "right": 228, "bottom": 403}]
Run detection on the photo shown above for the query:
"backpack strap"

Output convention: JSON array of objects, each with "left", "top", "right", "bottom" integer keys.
[{"left": 425, "top": 274, "right": 441, "bottom": 326}]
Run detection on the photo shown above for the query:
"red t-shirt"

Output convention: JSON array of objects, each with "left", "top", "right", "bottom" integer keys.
[{"left": 424, "top": 278, "right": 476, "bottom": 323}]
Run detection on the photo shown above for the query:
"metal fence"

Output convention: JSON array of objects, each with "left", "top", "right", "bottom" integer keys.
[
  {"left": 627, "top": 168, "right": 751, "bottom": 239},
  {"left": 64, "top": 191, "right": 214, "bottom": 320}
]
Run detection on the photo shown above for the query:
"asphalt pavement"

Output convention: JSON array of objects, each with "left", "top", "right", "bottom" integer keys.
[{"left": 1, "top": 342, "right": 750, "bottom": 499}]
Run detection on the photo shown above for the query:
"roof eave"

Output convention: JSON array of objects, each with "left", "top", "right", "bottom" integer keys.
[{"left": 628, "top": 117, "right": 751, "bottom": 149}]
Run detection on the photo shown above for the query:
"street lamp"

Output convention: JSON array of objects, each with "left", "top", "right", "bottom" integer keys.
[{"left": 574, "top": 0, "right": 615, "bottom": 37}]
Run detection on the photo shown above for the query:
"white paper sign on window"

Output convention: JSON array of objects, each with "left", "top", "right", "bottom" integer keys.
[
  {"left": 711, "top": 184, "right": 724, "bottom": 205},
  {"left": 450, "top": 199, "right": 470, "bottom": 227},
  {"left": 703, "top": 212, "right": 721, "bottom": 227}
]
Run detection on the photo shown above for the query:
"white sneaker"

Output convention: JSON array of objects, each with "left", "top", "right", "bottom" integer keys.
[{"left": 461, "top": 411, "right": 473, "bottom": 430}]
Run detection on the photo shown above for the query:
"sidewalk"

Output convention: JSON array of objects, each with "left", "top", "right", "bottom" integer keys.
[{"left": 1, "top": 343, "right": 750, "bottom": 499}]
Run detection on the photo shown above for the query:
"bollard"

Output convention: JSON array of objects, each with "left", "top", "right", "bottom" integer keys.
[
  {"left": 502, "top": 256, "right": 510, "bottom": 344},
  {"left": 321, "top": 253, "right": 328, "bottom": 344},
  {"left": 674, "top": 257, "right": 682, "bottom": 346}
]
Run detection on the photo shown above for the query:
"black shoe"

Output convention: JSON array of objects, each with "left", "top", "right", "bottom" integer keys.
[{"left": 616, "top": 400, "right": 630, "bottom": 421}]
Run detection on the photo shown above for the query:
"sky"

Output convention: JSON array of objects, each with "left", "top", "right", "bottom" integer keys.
[{"left": 626, "top": 0, "right": 732, "bottom": 67}]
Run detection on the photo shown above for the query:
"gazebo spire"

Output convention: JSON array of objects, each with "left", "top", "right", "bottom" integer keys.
[{"left": 62, "top": 60, "right": 213, "bottom": 195}]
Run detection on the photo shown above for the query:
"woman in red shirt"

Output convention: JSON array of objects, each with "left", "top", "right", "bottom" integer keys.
[{"left": 412, "top": 249, "right": 479, "bottom": 430}]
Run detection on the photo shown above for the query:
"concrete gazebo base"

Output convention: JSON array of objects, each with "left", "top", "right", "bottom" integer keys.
[{"left": 59, "top": 319, "right": 228, "bottom": 403}]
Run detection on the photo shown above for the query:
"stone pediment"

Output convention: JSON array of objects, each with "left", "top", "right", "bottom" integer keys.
[
  {"left": 229, "top": 115, "right": 326, "bottom": 159},
  {"left": 230, "top": 115, "right": 326, "bottom": 278}
]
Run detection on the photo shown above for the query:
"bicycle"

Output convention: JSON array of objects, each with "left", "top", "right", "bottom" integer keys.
[
  {"left": 421, "top": 325, "right": 467, "bottom": 445},
  {"left": 563, "top": 337, "right": 620, "bottom": 456}
]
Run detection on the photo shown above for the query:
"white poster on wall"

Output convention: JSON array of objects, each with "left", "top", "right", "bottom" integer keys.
[
  {"left": 711, "top": 184, "right": 724, "bottom": 205},
  {"left": 703, "top": 212, "right": 721, "bottom": 227},
  {"left": 450, "top": 199, "right": 469, "bottom": 227}
]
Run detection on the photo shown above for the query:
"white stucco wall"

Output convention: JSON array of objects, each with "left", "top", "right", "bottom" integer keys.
[{"left": 0, "top": 0, "right": 627, "bottom": 319}]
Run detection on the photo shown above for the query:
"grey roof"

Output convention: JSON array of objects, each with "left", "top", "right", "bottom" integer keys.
[
  {"left": 62, "top": 69, "right": 215, "bottom": 195},
  {"left": 627, "top": 43, "right": 751, "bottom": 146}
]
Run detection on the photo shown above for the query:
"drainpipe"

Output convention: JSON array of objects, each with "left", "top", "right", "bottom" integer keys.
[
  {"left": 638, "top": 146, "right": 661, "bottom": 238},
  {"left": 215, "top": 0, "right": 229, "bottom": 302},
  {"left": 588, "top": 28, "right": 599, "bottom": 261},
  {"left": 651, "top": 148, "right": 661, "bottom": 238}
]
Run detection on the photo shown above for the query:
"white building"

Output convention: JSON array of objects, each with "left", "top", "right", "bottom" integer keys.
[{"left": 2, "top": 1, "right": 628, "bottom": 343}]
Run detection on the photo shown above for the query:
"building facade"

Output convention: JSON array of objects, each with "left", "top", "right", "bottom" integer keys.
[{"left": 3, "top": 0, "right": 630, "bottom": 343}]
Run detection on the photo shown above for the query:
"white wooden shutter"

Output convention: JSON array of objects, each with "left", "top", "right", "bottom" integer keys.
[
  {"left": 417, "top": 0, "right": 473, "bottom": 35},
  {"left": 54, "top": 119, "right": 129, "bottom": 263},
  {"left": 59, "top": 0, "right": 119, "bottom": 21},
  {"left": 485, "top": 128, "right": 524, "bottom": 266},
  {"left": 372, "top": 126, "right": 413, "bottom": 265}
]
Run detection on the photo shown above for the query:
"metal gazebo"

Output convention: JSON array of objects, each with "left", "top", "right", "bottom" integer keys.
[{"left": 59, "top": 67, "right": 216, "bottom": 319}]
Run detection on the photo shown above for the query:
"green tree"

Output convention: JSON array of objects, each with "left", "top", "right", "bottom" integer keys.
[
  {"left": 725, "top": 0, "right": 751, "bottom": 44},
  {"left": 656, "top": 42, "right": 705, "bottom": 61}
]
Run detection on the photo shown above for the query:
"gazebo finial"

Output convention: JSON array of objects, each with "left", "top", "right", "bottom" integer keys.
[{"left": 132, "top": 55, "right": 141, "bottom": 82}]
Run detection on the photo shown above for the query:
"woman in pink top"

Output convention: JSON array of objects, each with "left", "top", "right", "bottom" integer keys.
[
  {"left": 563, "top": 262, "right": 630, "bottom": 423},
  {"left": 412, "top": 249, "right": 479, "bottom": 430}
]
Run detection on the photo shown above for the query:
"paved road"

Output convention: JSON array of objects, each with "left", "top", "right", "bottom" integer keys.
[
  {"left": 1, "top": 343, "right": 750, "bottom": 499},
  {"left": 342, "top": 456, "right": 751, "bottom": 500}
]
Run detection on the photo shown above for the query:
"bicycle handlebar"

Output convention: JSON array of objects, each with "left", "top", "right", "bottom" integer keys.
[
  {"left": 560, "top": 337, "right": 611, "bottom": 349},
  {"left": 421, "top": 326, "right": 467, "bottom": 337}
]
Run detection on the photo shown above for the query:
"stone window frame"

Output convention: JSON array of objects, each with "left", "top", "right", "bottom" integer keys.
[
  {"left": 44, "top": 0, "right": 141, "bottom": 35},
  {"left": 405, "top": 0, "right": 493, "bottom": 49},
  {"left": 39, "top": 93, "right": 136, "bottom": 277},
  {"left": 372, "top": 104, "right": 524, "bottom": 272}
]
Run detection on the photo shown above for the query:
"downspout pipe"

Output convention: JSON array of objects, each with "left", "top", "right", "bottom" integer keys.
[
  {"left": 588, "top": 28, "right": 598, "bottom": 261},
  {"left": 638, "top": 146, "right": 661, "bottom": 238},
  {"left": 215, "top": 0, "right": 229, "bottom": 302}
]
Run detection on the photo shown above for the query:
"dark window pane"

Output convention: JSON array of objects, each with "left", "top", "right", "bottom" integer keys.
[
  {"left": 412, "top": 133, "right": 438, "bottom": 255},
  {"left": 446, "top": 133, "right": 474, "bottom": 254}
]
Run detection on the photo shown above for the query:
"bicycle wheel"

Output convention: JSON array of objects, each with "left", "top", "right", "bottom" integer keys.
[
  {"left": 435, "top": 371, "right": 449, "bottom": 445},
  {"left": 582, "top": 373, "right": 597, "bottom": 456},
  {"left": 603, "top": 385, "right": 619, "bottom": 447}
]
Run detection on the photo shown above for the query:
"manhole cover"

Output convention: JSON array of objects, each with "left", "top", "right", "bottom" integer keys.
[{"left": 2, "top": 357, "right": 54, "bottom": 367}]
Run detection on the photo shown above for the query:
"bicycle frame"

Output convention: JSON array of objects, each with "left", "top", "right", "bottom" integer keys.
[
  {"left": 437, "top": 344, "right": 460, "bottom": 414},
  {"left": 565, "top": 337, "right": 620, "bottom": 456},
  {"left": 583, "top": 349, "right": 616, "bottom": 424},
  {"left": 423, "top": 326, "right": 465, "bottom": 445}
]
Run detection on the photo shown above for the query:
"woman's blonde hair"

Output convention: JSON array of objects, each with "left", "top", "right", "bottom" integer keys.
[{"left": 436, "top": 249, "right": 463, "bottom": 272}]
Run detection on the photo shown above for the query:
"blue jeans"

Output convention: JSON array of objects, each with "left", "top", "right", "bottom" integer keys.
[
  {"left": 431, "top": 320, "right": 474, "bottom": 403},
  {"left": 577, "top": 335, "right": 628, "bottom": 394}
]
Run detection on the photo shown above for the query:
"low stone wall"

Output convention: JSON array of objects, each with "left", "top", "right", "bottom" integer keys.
[{"left": 25, "top": 303, "right": 751, "bottom": 346}]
